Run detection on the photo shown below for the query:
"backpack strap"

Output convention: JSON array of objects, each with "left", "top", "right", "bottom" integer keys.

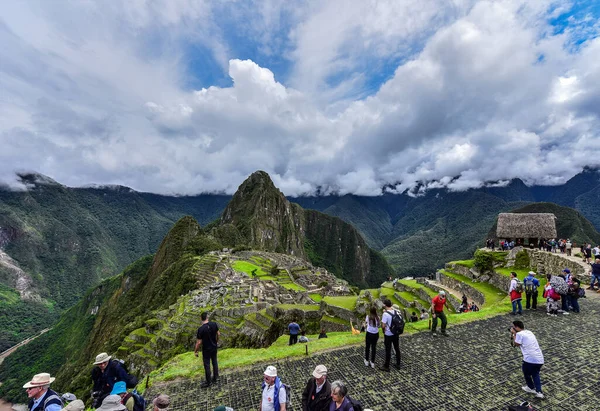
[{"left": 43, "top": 393, "right": 63, "bottom": 410}]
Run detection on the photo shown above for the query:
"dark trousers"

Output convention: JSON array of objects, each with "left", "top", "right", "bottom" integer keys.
[
  {"left": 571, "top": 297, "right": 580, "bottom": 313},
  {"left": 365, "top": 332, "right": 379, "bottom": 362},
  {"left": 383, "top": 334, "right": 400, "bottom": 368},
  {"left": 522, "top": 361, "right": 543, "bottom": 393},
  {"left": 431, "top": 311, "right": 447, "bottom": 333},
  {"left": 289, "top": 334, "right": 298, "bottom": 345},
  {"left": 561, "top": 295, "right": 571, "bottom": 312},
  {"left": 202, "top": 348, "right": 218, "bottom": 382},
  {"left": 525, "top": 291, "right": 538, "bottom": 309}
]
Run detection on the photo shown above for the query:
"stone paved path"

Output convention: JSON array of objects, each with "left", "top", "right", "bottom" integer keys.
[{"left": 148, "top": 296, "right": 600, "bottom": 411}]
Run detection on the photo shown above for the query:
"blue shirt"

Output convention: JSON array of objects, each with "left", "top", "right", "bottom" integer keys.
[
  {"left": 524, "top": 275, "right": 540, "bottom": 288},
  {"left": 288, "top": 322, "right": 300, "bottom": 335},
  {"left": 30, "top": 393, "right": 62, "bottom": 411}
]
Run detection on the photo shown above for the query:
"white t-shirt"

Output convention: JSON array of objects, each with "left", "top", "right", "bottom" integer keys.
[
  {"left": 381, "top": 309, "right": 394, "bottom": 337},
  {"left": 262, "top": 382, "right": 287, "bottom": 411},
  {"left": 365, "top": 315, "right": 379, "bottom": 334},
  {"left": 515, "top": 330, "right": 544, "bottom": 364}
]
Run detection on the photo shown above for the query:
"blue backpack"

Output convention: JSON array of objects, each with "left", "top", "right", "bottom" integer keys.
[
  {"left": 125, "top": 390, "right": 147, "bottom": 411},
  {"left": 261, "top": 377, "right": 291, "bottom": 411}
]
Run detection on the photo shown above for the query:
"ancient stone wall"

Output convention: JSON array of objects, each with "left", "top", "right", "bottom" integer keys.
[
  {"left": 523, "top": 249, "right": 587, "bottom": 277},
  {"left": 437, "top": 272, "right": 485, "bottom": 306}
]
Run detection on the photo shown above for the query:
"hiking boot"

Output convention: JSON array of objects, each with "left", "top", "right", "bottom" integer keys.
[
  {"left": 369, "top": 361, "right": 375, "bottom": 369},
  {"left": 431, "top": 332, "right": 438, "bottom": 337},
  {"left": 535, "top": 392, "right": 544, "bottom": 399},
  {"left": 212, "top": 377, "right": 219, "bottom": 384},
  {"left": 200, "top": 381, "right": 211, "bottom": 388},
  {"left": 379, "top": 366, "right": 390, "bottom": 372},
  {"left": 441, "top": 332, "right": 449, "bottom": 337},
  {"left": 364, "top": 359, "right": 370, "bottom": 367},
  {"left": 394, "top": 363, "right": 401, "bottom": 369},
  {"left": 522, "top": 386, "right": 536, "bottom": 394}
]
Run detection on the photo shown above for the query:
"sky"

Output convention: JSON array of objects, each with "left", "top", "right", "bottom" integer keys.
[{"left": 1, "top": 0, "right": 599, "bottom": 196}]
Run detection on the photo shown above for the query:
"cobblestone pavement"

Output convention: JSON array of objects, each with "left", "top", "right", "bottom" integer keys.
[{"left": 148, "top": 296, "right": 600, "bottom": 410}]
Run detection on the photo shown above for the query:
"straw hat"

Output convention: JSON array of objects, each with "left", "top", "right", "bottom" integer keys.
[
  {"left": 23, "top": 373, "right": 55, "bottom": 388},
  {"left": 93, "top": 352, "right": 112, "bottom": 365}
]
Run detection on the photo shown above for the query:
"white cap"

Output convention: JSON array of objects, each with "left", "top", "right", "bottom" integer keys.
[
  {"left": 439, "top": 290, "right": 446, "bottom": 296},
  {"left": 264, "top": 365, "right": 277, "bottom": 377}
]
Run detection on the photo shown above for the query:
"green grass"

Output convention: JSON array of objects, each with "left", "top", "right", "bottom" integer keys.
[
  {"left": 440, "top": 269, "right": 507, "bottom": 305},
  {"left": 323, "top": 296, "right": 357, "bottom": 310},
  {"left": 280, "top": 283, "right": 307, "bottom": 292},
  {"left": 232, "top": 261, "right": 266, "bottom": 276},
  {"left": 274, "top": 304, "right": 320, "bottom": 311},
  {"left": 398, "top": 280, "right": 438, "bottom": 298},
  {"left": 495, "top": 267, "right": 533, "bottom": 278},
  {"left": 360, "top": 288, "right": 381, "bottom": 298},
  {"left": 309, "top": 293, "right": 323, "bottom": 302},
  {"left": 149, "top": 332, "right": 364, "bottom": 383},
  {"left": 453, "top": 259, "right": 475, "bottom": 268}
]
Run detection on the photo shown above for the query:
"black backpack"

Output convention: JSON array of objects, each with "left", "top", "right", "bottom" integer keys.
[
  {"left": 112, "top": 359, "right": 139, "bottom": 388},
  {"left": 125, "top": 390, "right": 147, "bottom": 411},
  {"left": 389, "top": 310, "right": 405, "bottom": 335},
  {"left": 524, "top": 278, "right": 537, "bottom": 294},
  {"left": 346, "top": 395, "right": 364, "bottom": 411}
]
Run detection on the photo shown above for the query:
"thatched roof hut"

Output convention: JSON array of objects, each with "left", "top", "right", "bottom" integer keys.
[{"left": 496, "top": 213, "right": 557, "bottom": 239}]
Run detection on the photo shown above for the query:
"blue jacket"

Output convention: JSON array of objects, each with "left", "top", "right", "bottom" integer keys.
[{"left": 524, "top": 275, "right": 540, "bottom": 292}]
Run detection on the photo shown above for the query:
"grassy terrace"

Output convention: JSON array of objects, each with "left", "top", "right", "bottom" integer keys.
[
  {"left": 232, "top": 261, "right": 266, "bottom": 276},
  {"left": 453, "top": 259, "right": 475, "bottom": 268},
  {"left": 322, "top": 295, "right": 357, "bottom": 310},
  {"left": 440, "top": 269, "right": 508, "bottom": 306},
  {"left": 398, "top": 279, "right": 438, "bottom": 298}
]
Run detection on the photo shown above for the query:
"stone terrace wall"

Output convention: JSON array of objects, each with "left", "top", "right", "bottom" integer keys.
[
  {"left": 437, "top": 272, "right": 485, "bottom": 306},
  {"left": 523, "top": 249, "right": 587, "bottom": 277},
  {"left": 444, "top": 263, "right": 477, "bottom": 280},
  {"left": 488, "top": 272, "right": 511, "bottom": 292},
  {"left": 416, "top": 278, "right": 462, "bottom": 311}
]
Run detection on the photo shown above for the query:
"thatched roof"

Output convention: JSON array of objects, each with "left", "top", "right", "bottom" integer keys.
[{"left": 496, "top": 213, "right": 557, "bottom": 238}]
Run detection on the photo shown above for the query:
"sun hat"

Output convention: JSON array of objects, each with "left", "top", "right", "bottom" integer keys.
[
  {"left": 528, "top": 271, "right": 536, "bottom": 276},
  {"left": 23, "top": 373, "right": 55, "bottom": 388},
  {"left": 61, "top": 399, "right": 85, "bottom": 411},
  {"left": 264, "top": 365, "right": 277, "bottom": 377},
  {"left": 392, "top": 304, "right": 400, "bottom": 310},
  {"left": 153, "top": 394, "right": 170, "bottom": 409},
  {"left": 94, "top": 352, "right": 112, "bottom": 365},
  {"left": 312, "top": 364, "right": 327, "bottom": 378},
  {"left": 110, "top": 381, "right": 127, "bottom": 395},
  {"left": 96, "top": 395, "right": 126, "bottom": 411}
]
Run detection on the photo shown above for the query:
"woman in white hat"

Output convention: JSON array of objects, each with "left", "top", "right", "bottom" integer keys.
[{"left": 23, "top": 373, "right": 62, "bottom": 411}]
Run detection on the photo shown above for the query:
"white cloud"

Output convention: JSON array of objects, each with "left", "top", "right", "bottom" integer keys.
[{"left": 1, "top": 0, "right": 599, "bottom": 196}]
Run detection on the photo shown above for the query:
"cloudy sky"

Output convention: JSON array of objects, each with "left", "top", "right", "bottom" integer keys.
[{"left": 1, "top": 1, "right": 599, "bottom": 196}]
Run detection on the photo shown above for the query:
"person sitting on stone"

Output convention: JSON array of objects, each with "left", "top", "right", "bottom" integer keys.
[
  {"left": 419, "top": 309, "right": 429, "bottom": 320},
  {"left": 299, "top": 330, "right": 309, "bottom": 343},
  {"left": 318, "top": 329, "right": 328, "bottom": 339},
  {"left": 469, "top": 302, "right": 479, "bottom": 312},
  {"left": 410, "top": 312, "right": 418, "bottom": 322}
]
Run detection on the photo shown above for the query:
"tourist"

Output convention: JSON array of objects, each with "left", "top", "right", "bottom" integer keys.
[
  {"left": 509, "top": 272, "right": 523, "bottom": 315},
  {"left": 510, "top": 320, "right": 544, "bottom": 399},
  {"left": 380, "top": 299, "right": 401, "bottom": 371},
  {"left": 431, "top": 290, "right": 449, "bottom": 337},
  {"left": 288, "top": 320, "right": 301, "bottom": 345},
  {"left": 523, "top": 271, "right": 540, "bottom": 310},
  {"left": 364, "top": 306, "right": 379, "bottom": 368},
  {"left": 195, "top": 312, "right": 220, "bottom": 388},
  {"left": 97, "top": 395, "right": 126, "bottom": 411},
  {"left": 261, "top": 366, "right": 287, "bottom": 411},
  {"left": 589, "top": 258, "right": 600, "bottom": 290},
  {"left": 543, "top": 275, "right": 559, "bottom": 316},
  {"left": 461, "top": 294, "right": 468, "bottom": 307},
  {"left": 91, "top": 353, "right": 132, "bottom": 408},
  {"left": 109, "top": 382, "right": 134, "bottom": 410},
  {"left": 318, "top": 329, "right": 328, "bottom": 339},
  {"left": 560, "top": 269, "right": 572, "bottom": 314},
  {"left": 152, "top": 394, "right": 170, "bottom": 411},
  {"left": 469, "top": 302, "right": 479, "bottom": 312},
  {"left": 567, "top": 273, "right": 582, "bottom": 313},
  {"left": 329, "top": 381, "right": 354, "bottom": 411},
  {"left": 410, "top": 312, "right": 419, "bottom": 322},
  {"left": 60, "top": 393, "right": 76, "bottom": 405},
  {"left": 565, "top": 239, "right": 572, "bottom": 256},
  {"left": 301, "top": 364, "right": 331, "bottom": 411},
  {"left": 419, "top": 309, "right": 429, "bottom": 320},
  {"left": 23, "top": 373, "right": 63, "bottom": 411},
  {"left": 585, "top": 244, "right": 592, "bottom": 263},
  {"left": 299, "top": 331, "right": 309, "bottom": 343}
]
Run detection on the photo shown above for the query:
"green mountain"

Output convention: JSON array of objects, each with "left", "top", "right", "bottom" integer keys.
[{"left": 0, "top": 172, "right": 392, "bottom": 403}]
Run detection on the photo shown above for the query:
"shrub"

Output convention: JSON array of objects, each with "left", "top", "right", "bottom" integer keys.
[
  {"left": 474, "top": 250, "right": 494, "bottom": 272},
  {"left": 514, "top": 250, "right": 530, "bottom": 269}
]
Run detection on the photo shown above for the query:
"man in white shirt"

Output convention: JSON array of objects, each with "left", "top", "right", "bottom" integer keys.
[
  {"left": 261, "top": 365, "right": 287, "bottom": 411},
  {"left": 510, "top": 320, "right": 544, "bottom": 399},
  {"left": 379, "top": 299, "right": 401, "bottom": 372}
]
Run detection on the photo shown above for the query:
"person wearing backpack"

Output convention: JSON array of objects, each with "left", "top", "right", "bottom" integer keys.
[
  {"left": 509, "top": 272, "right": 523, "bottom": 315},
  {"left": 379, "top": 299, "right": 401, "bottom": 371},
  {"left": 91, "top": 353, "right": 133, "bottom": 408},
  {"left": 523, "top": 271, "right": 540, "bottom": 310},
  {"left": 109, "top": 382, "right": 134, "bottom": 411},
  {"left": 23, "top": 373, "right": 63, "bottom": 411},
  {"left": 301, "top": 365, "right": 331, "bottom": 411},
  {"left": 261, "top": 366, "right": 287, "bottom": 411},
  {"left": 430, "top": 290, "right": 449, "bottom": 337}
]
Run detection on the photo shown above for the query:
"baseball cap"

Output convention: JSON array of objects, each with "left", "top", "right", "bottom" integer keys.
[
  {"left": 264, "top": 365, "right": 277, "bottom": 377},
  {"left": 312, "top": 364, "right": 327, "bottom": 378}
]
